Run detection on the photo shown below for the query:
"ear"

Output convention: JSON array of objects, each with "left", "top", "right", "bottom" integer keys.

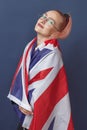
[{"left": 57, "top": 16, "right": 72, "bottom": 40}]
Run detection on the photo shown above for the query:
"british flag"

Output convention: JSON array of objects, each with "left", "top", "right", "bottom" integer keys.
[{"left": 8, "top": 37, "right": 74, "bottom": 130}]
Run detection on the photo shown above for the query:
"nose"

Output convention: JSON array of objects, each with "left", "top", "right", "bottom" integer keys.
[{"left": 41, "top": 18, "right": 48, "bottom": 24}]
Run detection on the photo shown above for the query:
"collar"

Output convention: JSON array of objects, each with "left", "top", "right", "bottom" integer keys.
[
  {"left": 44, "top": 39, "right": 59, "bottom": 47},
  {"left": 34, "top": 37, "right": 59, "bottom": 50}
]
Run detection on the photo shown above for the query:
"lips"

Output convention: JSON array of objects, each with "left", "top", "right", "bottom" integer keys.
[{"left": 37, "top": 23, "right": 44, "bottom": 28}]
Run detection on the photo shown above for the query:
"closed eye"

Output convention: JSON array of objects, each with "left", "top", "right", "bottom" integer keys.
[{"left": 48, "top": 19, "right": 55, "bottom": 25}]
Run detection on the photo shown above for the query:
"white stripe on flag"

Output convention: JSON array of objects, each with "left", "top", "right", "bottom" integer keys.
[{"left": 42, "top": 93, "right": 71, "bottom": 130}]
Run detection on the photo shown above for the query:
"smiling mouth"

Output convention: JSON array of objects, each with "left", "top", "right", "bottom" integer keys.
[{"left": 38, "top": 23, "right": 44, "bottom": 28}]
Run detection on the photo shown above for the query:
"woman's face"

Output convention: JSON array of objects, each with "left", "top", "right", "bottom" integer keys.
[{"left": 34, "top": 10, "right": 63, "bottom": 38}]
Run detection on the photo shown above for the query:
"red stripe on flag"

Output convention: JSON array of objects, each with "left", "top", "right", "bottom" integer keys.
[
  {"left": 24, "top": 38, "right": 37, "bottom": 96},
  {"left": 29, "top": 67, "right": 53, "bottom": 85},
  {"left": 29, "top": 66, "right": 69, "bottom": 130},
  {"left": 10, "top": 57, "right": 22, "bottom": 91},
  {"left": 68, "top": 115, "right": 74, "bottom": 130},
  {"left": 45, "top": 39, "right": 59, "bottom": 47},
  {"left": 10, "top": 37, "right": 37, "bottom": 93}
]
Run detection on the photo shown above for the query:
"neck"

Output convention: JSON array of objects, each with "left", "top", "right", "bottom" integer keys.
[{"left": 37, "top": 34, "right": 51, "bottom": 46}]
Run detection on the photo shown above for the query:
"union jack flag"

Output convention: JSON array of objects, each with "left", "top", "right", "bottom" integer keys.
[{"left": 8, "top": 37, "right": 74, "bottom": 130}]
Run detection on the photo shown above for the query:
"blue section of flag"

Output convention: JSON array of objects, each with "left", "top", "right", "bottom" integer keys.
[
  {"left": 29, "top": 48, "right": 52, "bottom": 70},
  {"left": 48, "top": 117, "right": 55, "bottom": 130},
  {"left": 11, "top": 69, "right": 23, "bottom": 100},
  {"left": 28, "top": 89, "right": 35, "bottom": 103}
]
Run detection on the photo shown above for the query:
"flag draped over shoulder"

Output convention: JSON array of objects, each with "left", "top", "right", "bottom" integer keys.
[{"left": 8, "top": 37, "right": 74, "bottom": 130}]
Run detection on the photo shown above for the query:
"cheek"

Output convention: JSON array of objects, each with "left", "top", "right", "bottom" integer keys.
[{"left": 44, "top": 26, "right": 55, "bottom": 34}]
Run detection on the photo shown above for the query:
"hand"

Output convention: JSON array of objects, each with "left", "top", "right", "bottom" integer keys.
[{"left": 19, "top": 106, "right": 33, "bottom": 115}]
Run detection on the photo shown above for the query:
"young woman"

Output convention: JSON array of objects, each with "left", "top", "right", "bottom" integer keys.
[{"left": 8, "top": 10, "right": 74, "bottom": 130}]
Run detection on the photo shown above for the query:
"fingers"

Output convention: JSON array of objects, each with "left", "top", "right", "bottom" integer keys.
[{"left": 19, "top": 106, "right": 33, "bottom": 115}]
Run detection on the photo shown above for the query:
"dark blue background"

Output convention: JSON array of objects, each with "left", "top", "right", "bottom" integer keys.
[{"left": 0, "top": 0, "right": 87, "bottom": 130}]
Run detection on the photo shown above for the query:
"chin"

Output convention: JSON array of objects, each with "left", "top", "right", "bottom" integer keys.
[
  {"left": 34, "top": 27, "right": 51, "bottom": 37},
  {"left": 35, "top": 27, "right": 42, "bottom": 34}
]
